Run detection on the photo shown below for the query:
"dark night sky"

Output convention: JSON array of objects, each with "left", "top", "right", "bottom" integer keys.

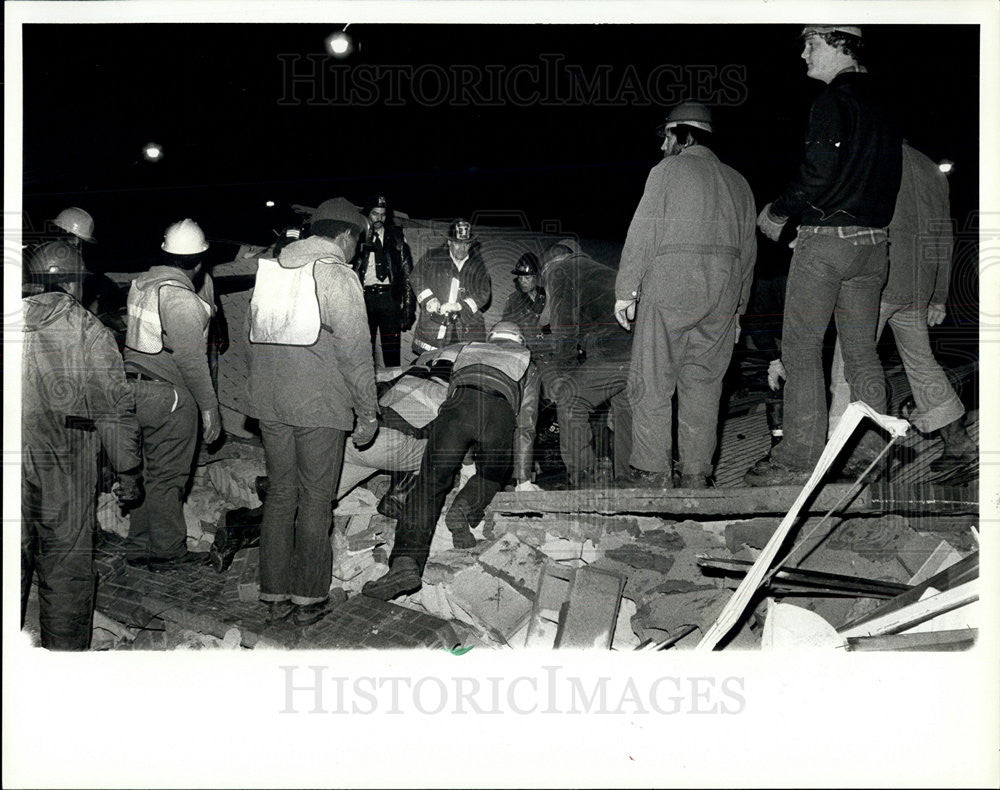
[{"left": 22, "top": 23, "right": 980, "bottom": 279}]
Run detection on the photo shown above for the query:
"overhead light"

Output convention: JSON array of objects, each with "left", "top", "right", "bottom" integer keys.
[
  {"left": 143, "top": 142, "right": 163, "bottom": 162},
  {"left": 265, "top": 200, "right": 276, "bottom": 208},
  {"left": 938, "top": 160, "right": 954, "bottom": 175},
  {"left": 326, "top": 25, "right": 354, "bottom": 58}
]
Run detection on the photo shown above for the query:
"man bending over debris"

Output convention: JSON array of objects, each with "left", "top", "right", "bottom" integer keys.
[{"left": 363, "top": 322, "right": 540, "bottom": 601}]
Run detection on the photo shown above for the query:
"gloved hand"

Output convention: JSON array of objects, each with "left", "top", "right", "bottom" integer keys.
[
  {"left": 351, "top": 415, "right": 379, "bottom": 447},
  {"left": 514, "top": 480, "right": 541, "bottom": 493},
  {"left": 927, "top": 303, "right": 947, "bottom": 326},
  {"left": 757, "top": 203, "right": 787, "bottom": 242},
  {"left": 202, "top": 406, "right": 222, "bottom": 444},
  {"left": 114, "top": 472, "right": 144, "bottom": 508},
  {"left": 440, "top": 301, "right": 462, "bottom": 314},
  {"left": 614, "top": 298, "right": 637, "bottom": 330},
  {"left": 424, "top": 297, "right": 442, "bottom": 314},
  {"left": 767, "top": 358, "right": 787, "bottom": 391}
]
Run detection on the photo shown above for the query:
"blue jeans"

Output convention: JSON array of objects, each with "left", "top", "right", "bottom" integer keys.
[
  {"left": 772, "top": 233, "right": 888, "bottom": 468},
  {"left": 829, "top": 302, "right": 965, "bottom": 436},
  {"left": 259, "top": 422, "right": 344, "bottom": 605}
]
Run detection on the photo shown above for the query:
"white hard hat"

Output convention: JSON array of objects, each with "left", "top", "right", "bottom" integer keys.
[
  {"left": 52, "top": 207, "right": 96, "bottom": 243},
  {"left": 162, "top": 218, "right": 209, "bottom": 255},
  {"left": 488, "top": 321, "right": 526, "bottom": 346}
]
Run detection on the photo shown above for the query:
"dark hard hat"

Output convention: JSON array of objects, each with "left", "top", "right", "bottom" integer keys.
[
  {"left": 26, "top": 240, "right": 87, "bottom": 281},
  {"left": 447, "top": 219, "right": 475, "bottom": 242},
  {"left": 511, "top": 252, "right": 540, "bottom": 276}
]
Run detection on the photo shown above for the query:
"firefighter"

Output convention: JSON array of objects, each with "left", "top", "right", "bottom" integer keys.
[
  {"left": 501, "top": 251, "right": 547, "bottom": 346},
  {"left": 22, "top": 241, "right": 143, "bottom": 649},
  {"left": 363, "top": 322, "right": 540, "bottom": 601},
  {"left": 409, "top": 219, "right": 492, "bottom": 355}
]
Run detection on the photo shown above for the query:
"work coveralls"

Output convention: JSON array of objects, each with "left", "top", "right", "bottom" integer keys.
[
  {"left": 123, "top": 267, "right": 216, "bottom": 562},
  {"left": 247, "top": 236, "right": 377, "bottom": 605},
  {"left": 617, "top": 145, "right": 757, "bottom": 477},
  {"left": 388, "top": 340, "right": 540, "bottom": 572},
  {"left": 22, "top": 292, "right": 141, "bottom": 649}
]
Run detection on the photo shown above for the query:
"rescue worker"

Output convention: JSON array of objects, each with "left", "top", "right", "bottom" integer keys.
[
  {"left": 123, "top": 219, "right": 220, "bottom": 569},
  {"left": 50, "top": 206, "right": 96, "bottom": 249},
  {"left": 539, "top": 238, "right": 633, "bottom": 487},
  {"left": 409, "top": 218, "right": 492, "bottom": 355},
  {"left": 363, "top": 322, "right": 541, "bottom": 601},
  {"left": 353, "top": 194, "right": 415, "bottom": 368},
  {"left": 501, "top": 251, "right": 547, "bottom": 346},
  {"left": 747, "top": 25, "right": 902, "bottom": 486},
  {"left": 827, "top": 141, "right": 976, "bottom": 468},
  {"left": 615, "top": 102, "right": 757, "bottom": 488},
  {"left": 246, "top": 198, "right": 378, "bottom": 626},
  {"left": 336, "top": 348, "right": 459, "bottom": 504},
  {"left": 22, "top": 241, "right": 143, "bottom": 649}
]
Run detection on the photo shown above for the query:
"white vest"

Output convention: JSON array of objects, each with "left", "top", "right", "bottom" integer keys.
[{"left": 248, "top": 258, "right": 322, "bottom": 346}]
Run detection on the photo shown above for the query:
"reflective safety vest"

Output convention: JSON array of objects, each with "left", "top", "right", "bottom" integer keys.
[
  {"left": 452, "top": 342, "right": 530, "bottom": 381},
  {"left": 248, "top": 258, "right": 322, "bottom": 346},
  {"left": 451, "top": 341, "right": 531, "bottom": 412},
  {"left": 125, "top": 272, "right": 212, "bottom": 354},
  {"left": 380, "top": 375, "right": 449, "bottom": 430}
]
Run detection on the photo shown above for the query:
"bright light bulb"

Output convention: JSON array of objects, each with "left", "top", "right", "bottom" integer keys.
[
  {"left": 143, "top": 143, "right": 163, "bottom": 162},
  {"left": 938, "top": 161, "right": 953, "bottom": 174},
  {"left": 326, "top": 31, "right": 353, "bottom": 58},
  {"left": 265, "top": 200, "right": 276, "bottom": 208}
]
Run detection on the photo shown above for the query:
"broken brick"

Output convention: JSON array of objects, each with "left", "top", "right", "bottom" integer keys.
[{"left": 477, "top": 533, "right": 549, "bottom": 598}]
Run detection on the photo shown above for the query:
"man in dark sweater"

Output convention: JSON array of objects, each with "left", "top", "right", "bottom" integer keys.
[{"left": 746, "top": 25, "right": 902, "bottom": 485}]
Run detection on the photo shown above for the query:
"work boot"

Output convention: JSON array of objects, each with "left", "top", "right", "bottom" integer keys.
[
  {"left": 362, "top": 557, "right": 422, "bottom": 601},
  {"left": 678, "top": 473, "right": 710, "bottom": 489},
  {"left": 743, "top": 456, "right": 810, "bottom": 487},
  {"left": 263, "top": 599, "right": 295, "bottom": 624},
  {"left": 377, "top": 471, "right": 419, "bottom": 520},
  {"left": 931, "top": 417, "right": 977, "bottom": 470},
  {"left": 626, "top": 466, "right": 672, "bottom": 489},
  {"left": 449, "top": 527, "right": 477, "bottom": 550},
  {"left": 292, "top": 599, "right": 331, "bottom": 627}
]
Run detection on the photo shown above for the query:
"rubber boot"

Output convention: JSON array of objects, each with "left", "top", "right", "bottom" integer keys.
[{"left": 930, "top": 417, "right": 977, "bottom": 472}]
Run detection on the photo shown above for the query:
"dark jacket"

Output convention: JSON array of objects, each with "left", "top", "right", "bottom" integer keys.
[
  {"left": 353, "top": 222, "right": 416, "bottom": 324},
  {"left": 772, "top": 71, "right": 902, "bottom": 228},
  {"left": 501, "top": 286, "right": 547, "bottom": 342},
  {"left": 410, "top": 245, "right": 492, "bottom": 352},
  {"left": 882, "top": 143, "right": 953, "bottom": 306}
]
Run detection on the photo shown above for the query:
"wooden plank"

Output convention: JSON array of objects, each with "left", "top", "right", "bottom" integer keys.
[
  {"left": 838, "top": 583, "right": 979, "bottom": 638},
  {"left": 487, "top": 483, "right": 873, "bottom": 517},
  {"left": 697, "top": 557, "right": 911, "bottom": 599},
  {"left": 846, "top": 629, "right": 978, "bottom": 652},
  {"left": 556, "top": 566, "right": 626, "bottom": 650},
  {"left": 837, "top": 551, "right": 978, "bottom": 632}
]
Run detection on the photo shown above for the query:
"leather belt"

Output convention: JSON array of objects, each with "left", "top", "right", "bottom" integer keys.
[{"left": 125, "top": 369, "right": 168, "bottom": 383}]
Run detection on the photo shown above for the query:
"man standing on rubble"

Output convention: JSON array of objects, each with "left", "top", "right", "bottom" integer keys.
[
  {"left": 123, "top": 219, "right": 220, "bottom": 570},
  {"left": 615, "top": 101, "right": 757, "bottom": 489},
  {"left": 362, "top": 322, "right": 540, "bottom": 601},
  {"left": 827, "top": 141, "right": 976, "bottom": 469},
  {"left": 247, "top": 198, "right": 378, "bottom": 626},
  {"left": 409, "top": 219, "right": 492, "bottom": 355},
  {"left": 353, "top": 194, "right": 415, "bottom": 368},
  {"left": 539, "top": 238, "right": 634, "bottom": 487},
  {"left": 22, "top": 241, "right": 143, "bottom": 649},
  {"left": 746, "top": 25, "right": 902, "bottom": 486}
]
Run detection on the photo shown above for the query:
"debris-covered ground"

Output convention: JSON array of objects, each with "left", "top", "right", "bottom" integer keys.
[{"left": 20, "top": 407, "right": 977, "bottom": 653}]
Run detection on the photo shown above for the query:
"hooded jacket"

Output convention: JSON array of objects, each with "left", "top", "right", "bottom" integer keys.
[
  {"left": 23, "top": 291, "right": 142, "bottom": 476},
  {"left": 246, "top": 236, "right": 377, "bottom": 430}
]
